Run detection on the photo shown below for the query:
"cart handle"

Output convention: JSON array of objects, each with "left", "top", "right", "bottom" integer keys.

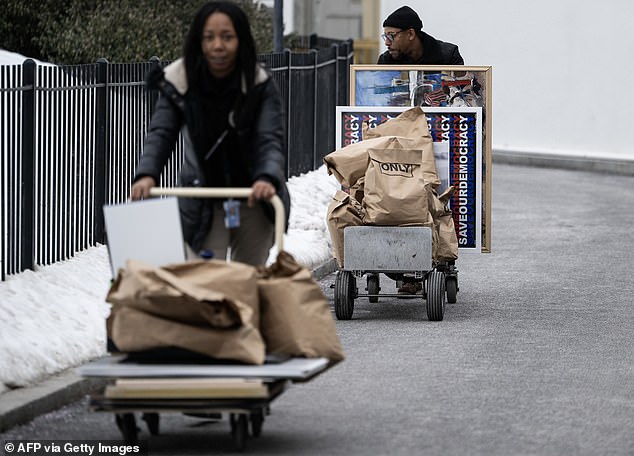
[{"left": 149, "top": 187, "right": 285, "bottom": 253}]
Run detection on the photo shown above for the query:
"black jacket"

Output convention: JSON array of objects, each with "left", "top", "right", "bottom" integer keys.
[
  {"left": 135, "top": 58, "right": 291, "bottom": 251},
  {"left": 377, "top": 31, "right": 464, "bottom": 65}
]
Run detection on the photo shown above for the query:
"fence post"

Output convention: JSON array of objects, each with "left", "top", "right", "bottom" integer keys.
[
  {"left": 148, "top": 56, "right": 160, "bottom": 111},
  {"left": 309, "top": 33, "right": 318, "bottom": 49},
  {"left": 20, "top": 59, "right": 36, "bottom": 272},
  {"left": 343, "top": 40, "right": 352, "bottom": 105},
  {"left": 94, "top": 58, "right": 108, "bottom": 244},
  {"left": 311, "top": 49, "right": 318, "bottom": 169},
  {"left": 331, "top": 43, "right": 339, "bottom": 109},
  {"left": 337, "top": 42, "right": 346, "bottom": 106},
  {"left": 285, "top": 48, "right": 292, "bottom": 177}
]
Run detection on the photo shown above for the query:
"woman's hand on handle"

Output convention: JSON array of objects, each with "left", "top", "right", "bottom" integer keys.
[
  {"left": 248, "top": 180, "right": 276, "bottom": 207},
  {"left": 130, "top": 176, "right": 157, "bottom": 201}
]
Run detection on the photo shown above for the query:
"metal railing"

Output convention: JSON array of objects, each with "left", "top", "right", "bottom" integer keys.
[{"left": 0, "top": 37, "right": 353, "bottom": 280}]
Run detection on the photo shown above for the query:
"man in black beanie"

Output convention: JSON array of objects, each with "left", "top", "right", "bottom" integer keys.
[
  {"left": 376, "top": 6, "right": 462, "bottom": 296},
  {"left": 378, "top": 6, "right": 463, "bottom": 65}
]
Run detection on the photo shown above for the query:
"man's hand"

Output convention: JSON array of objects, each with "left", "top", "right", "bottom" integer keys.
[
  {"left": 248, "top": 180, "right": 276, "bottom": 207},
  {"left": 130, "top": 176, "right": 156, "bottom": 201}
]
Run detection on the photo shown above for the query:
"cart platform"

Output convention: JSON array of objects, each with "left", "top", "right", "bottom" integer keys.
[
  {"left": 78, "top": 354, "right": 329, "bottom": 380},
  {"left": 78, "top": 355, "right": 329, "bottom": 450}
]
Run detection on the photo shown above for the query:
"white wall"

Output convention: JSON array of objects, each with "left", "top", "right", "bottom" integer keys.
[{"left": 380, "top": 1, "right": 634, "bottom": 160}]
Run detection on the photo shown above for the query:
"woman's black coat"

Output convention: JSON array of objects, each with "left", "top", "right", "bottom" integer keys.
[{"left": 134, "top": 58, "right": 291, "bottom": 252}]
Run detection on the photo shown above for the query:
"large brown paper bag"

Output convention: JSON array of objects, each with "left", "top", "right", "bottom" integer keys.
[
  {"left": 348, "top": 175, "right": 365, "bottom": 203},
  {"left": 323, "top": 136, "right": 408, "bottom": 188},
  {"left": 257, "top": 251, "right": 345, "bottom": 365},
  {"left": 326, "top": 190, "right": 366, "bottom": 268},
  {"left": 111, "top": 307, "right": 265, "bottom": 364},
  {"left": 107, "top": 258, "right": 260, "bottom": 328},
  {"left": 106, "top": 259, "right": 265, "bottom": 364},
  {"left": 363, "top": 107, "right": 440, "bottom": 188},
  {"left": 364, "top": 147, "right": 431, "bottom": 225}
]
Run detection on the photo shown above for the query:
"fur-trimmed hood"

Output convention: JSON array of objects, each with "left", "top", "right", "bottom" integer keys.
[{"left": 163, "top": 57, "right": 270, "bottom": 96}]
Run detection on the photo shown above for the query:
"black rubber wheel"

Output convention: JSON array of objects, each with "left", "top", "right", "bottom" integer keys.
[
  {"left": 426, "top": 270, "right": 446, "bottom": 321},
  {"left": 250, "top": 409, "right": 264, "bottom": 437},
  {"left": 334, "top": 270, "right": 355, "bottom": 320},
  {"left": 446, "top": 276, "right": 458, "bottom": 304},
  {"left": 142, "top": 412, "right": 160, "bottom": 435},
  {"left": 367, "top": 274, "right": 379, "bottom": 303},
  {"left": 230, "top": 413, "right": 248, "bottom": 451},
  {"left": 115, "top": 413, "right": 138, "bottom": 445}
]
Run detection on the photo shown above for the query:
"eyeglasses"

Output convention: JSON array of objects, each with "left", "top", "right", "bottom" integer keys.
[{"left": 380, "top": 30, "right": 406, "bottom": 43}]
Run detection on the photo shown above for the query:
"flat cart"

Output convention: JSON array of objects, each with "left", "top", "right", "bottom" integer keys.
[
  {"left": 334, "top": 225, "right": 458, "bottom": 321},
  {"left": 82, "top": 188, "right": 329, "bottom": 451},
  {"left": 78, "top": 355, "right": 329, "bottom": 451}
]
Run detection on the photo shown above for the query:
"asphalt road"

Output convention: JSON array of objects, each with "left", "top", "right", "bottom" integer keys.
[{"left": 1, "top": 163, "right": 633, "bottom": 455}]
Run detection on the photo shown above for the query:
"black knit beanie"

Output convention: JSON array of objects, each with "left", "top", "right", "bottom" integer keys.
[{"left": 382, "top": 6, "right": 423, "bottom": 30}]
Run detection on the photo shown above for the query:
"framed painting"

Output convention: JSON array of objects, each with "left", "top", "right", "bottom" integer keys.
[
  {"left": 348, "top": 65, "right": 492, "bottom": 252},
  {"left": 336, "top": 106, "right": 482, "bottom": 253}
]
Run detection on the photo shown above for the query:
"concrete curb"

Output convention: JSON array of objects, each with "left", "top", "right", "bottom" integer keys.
[
  {"left": 0, "top": 257, "right": 339, "bottom": 433},
  {"left": 311, "top": 257, "right": 338, "bottom": 280},
  {"left": 493, "top": 150, "right": 634, "bottom": 176},
  {"left": 0, "top": 371, "right": 108, "bottom": 433}
]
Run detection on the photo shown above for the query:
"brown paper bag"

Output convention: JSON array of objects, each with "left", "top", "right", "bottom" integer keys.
[
  {"left": 435, "top": 214, "right": 459, "bottom": 261},
  {"left": 106, "top": 259, "right": 265, "bottom": 364},
  {"left": 438, "top": 186, "right": 455, "bottom": 205},
  {"left": 323, "top": 136, "right": 408, "bottom": 188},
  {"left": 111, "top": 307, "right": 265, "bottom": 364},
  {"left": 107, "top": 259, "right": 260, "bottom": 327},
  {"left": 257, "top": 251, "right": 345, "bottom": 365},
  {"left": 326, "top": 190, "right": 366, "bottom": 268},
  {"left": 348, "top": 175, "right": 365, "bottom": 203},
  {"left": 363, "top": 147, "right": 431, "bottom": 225},
  {"left": 427, "top": 186, "right": 459, "bottom": 262},
  {"left": 362, "top": 107, "right": 440, "bottom": 188}
]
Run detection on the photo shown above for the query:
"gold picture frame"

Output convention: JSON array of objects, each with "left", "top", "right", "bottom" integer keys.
[{"left": 349, "top": 64, "right": 492, "bottom": 253}]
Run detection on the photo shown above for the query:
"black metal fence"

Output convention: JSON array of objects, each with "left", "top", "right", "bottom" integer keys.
[{"left": 0, "top": 38, "right": 353, "bottom": 280}]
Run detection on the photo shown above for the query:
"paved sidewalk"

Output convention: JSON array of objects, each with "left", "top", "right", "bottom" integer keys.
[
  {"left": 1, "top": 149, "right": 632, "bottom": 434},
  {"left": 1, "top": 161, "right": 632, "bottom": 454}
]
